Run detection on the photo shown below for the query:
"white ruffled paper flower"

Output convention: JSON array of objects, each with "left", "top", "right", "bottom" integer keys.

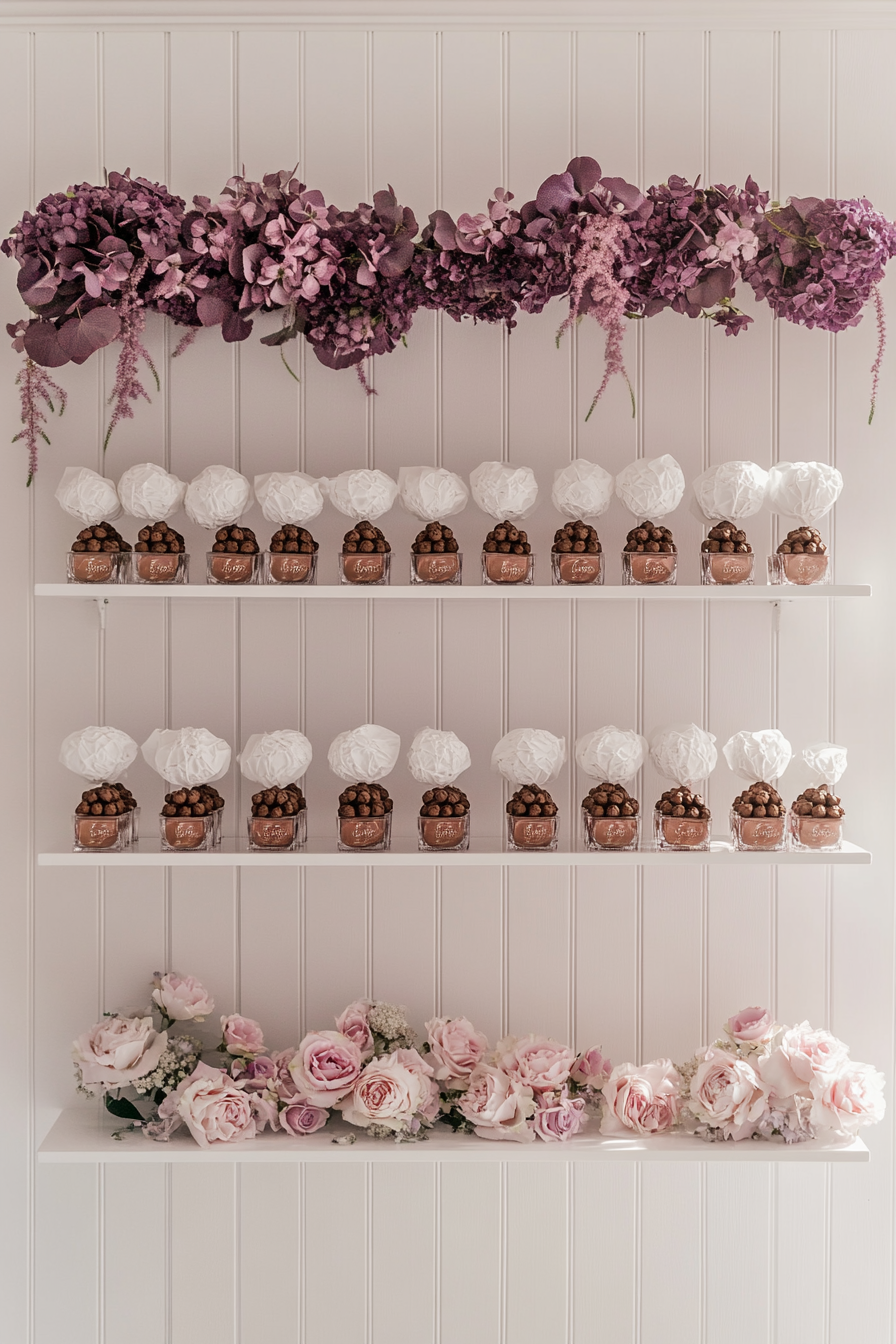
[
  {"left": 60, "top": 725, "right": 138, "bottom": 781},
  {"left": 767, "top": 462, "right": 843, "bottom": 525},
  {"left": 184, "top": 466, "right": 252, "bottom": 530},
  {"left": 551, "top": 460, "right": 614, "bottom": 519},
  {"left": 802, "top": 742, "right": 848, "bottom": 786},
  {"left": 254, "top": 472, "right": 324, "bottom": 527},
  {"left": 722, "top": 729, "right": 792, "bottom": 783},
  {"left": 398, "top": 466, "right": 469, "bottom": 522},
  {"left": 324, "top": 470, "right": 398, "bottom": 522},
  {"left": 328, "top": 724, "right": 401, "bottom": 783},
  {"left": 55, "top": 467, "right": 121, "bottom": 525},
  {"left": 615, "top": 455, "right": 685, "bottom": 520},
  {"left": 576, "top": 726, "right": 647, "bottom": 784},
  {"left": 650, "top": 724, "right": 718, "bottom": 788},
  {"left": 407, "top": 728, "right": 471, "bottom": 787},
  {"left": 491, "top": 729, "right": 566, "bottom": 788},
  {"left": 117, "top": 463, "right": 186, "bottom": 521},
  {"left": 470, "top": 462, "right": 539, "bottom": 521},
  {"left": 141, "top": 727, "right": 231, "bottom": 788},
  {"left": 238, "top": 731, "right": 313, "bottom": 789},
  {"left": 692, "top": 461, "right": 768, "bottom": 522}
]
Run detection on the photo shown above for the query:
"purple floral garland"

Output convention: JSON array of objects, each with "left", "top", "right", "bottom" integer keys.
[{"left": 5, "top": 161, "right": 896, "bottom": 483}]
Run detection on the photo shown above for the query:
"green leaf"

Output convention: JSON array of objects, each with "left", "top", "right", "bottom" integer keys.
[{"left": 104, "top": 1094, "right": 144, "bottom": 1123}]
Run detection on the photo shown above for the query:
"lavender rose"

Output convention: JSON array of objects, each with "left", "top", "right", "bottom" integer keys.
[
  {"left": 425, "top": 1015, "right": 489, "bottom": 1088},
  {"left": 289, "top": 1030, "right": 363, "bottom": 1106},
  {"left": 73, "top": 1015, "right": 167, "bottom": 1093},
  {"left": 280, "top": 1101, "right": 330, "bottom": 1136},
  {"left": 600, "top": 1060, "right": 682, "bottom": 1137},
  {"left": 530, "top": 1089, "right": 588, "bottom": 1142}
]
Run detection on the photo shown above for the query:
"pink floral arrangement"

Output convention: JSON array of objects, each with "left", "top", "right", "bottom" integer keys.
[
  {"left": 71, "top": 974, "right": 884, "bottom": 1150},
  {"left": 6, "top": 160, "right": 896, "bottom": 481}
]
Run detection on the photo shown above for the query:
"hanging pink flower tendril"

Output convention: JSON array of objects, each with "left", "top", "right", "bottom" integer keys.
[
  {"left": 11, "top": 354, "right": 67, "bottom": 486},
  {"left": 172, "top": 327, "right": 198, "bottom": 359},
  {"left": 869, "top": 286, "right": 886, "bottom": 425},
  {"left": 104, "top": 258, "right": 158, "bottom": 451},
  {"left": 557, "top": 212, "right": 634, "bottom": 418}
]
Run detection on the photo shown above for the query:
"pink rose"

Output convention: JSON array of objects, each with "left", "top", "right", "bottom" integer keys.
[
  {"left": 249, "top": 1094, "right": 279, "bottom": 1132},
  {"left": 811, "top": 1062, "right": 886, "bottom": 1135},
  {"left": 280, "top": 1101, "right": 329, "bottom": 1136},
  {"left": 340, "top": 1049, "right": 437, "bottom": 1133},
  {"left": 758, "top": 1022, "right": 850, "bottom": 1099},
  {"left": 73, "top": 1015, "right": 168, "bottom": 1093},
  {"left": 220, "top": 1014, "right": 266, "bottom": 1057},
  {"left": 457, "top": 1066, "right": 536, "bottom": 1143},
  {"left": 726, "top": 1006, "right": 776, "bottom": 1045},
  {"left": 686, "top": 1047, "right": 770, "bottom": 1140},
  {"left": 601, "top": 1060, "right": 682, "bottom": 1137},
  {"left": 335, "top": 999, "right": 375, "bottom": 1059},
  {"left": 270, "top": 1048, "right": 301, "bottom": 1102},
  {"left": 159, "top": 1061, "right": 257, "bottom": 1149},
  {"left": 530, "top": 1089, "right": 588, "bottom": 1142},
  {"left": 289, "top": 1030, "right": 363, "bottom": 1106},
  {"left": 497, "top": 1034, "right": 575, "bottom": 1093},
  {"left": 151, "top": 972, "right": 214, "bottom": 1022},
  {"left": 425, "top": 1016, "right": 489, "bottom": 1087},
  {"left": 570, "top": 1046, "right": 613, "bottom": 1088},
  {"left": 230, "top": 1055, "right": 277, "bottom": 1092}
]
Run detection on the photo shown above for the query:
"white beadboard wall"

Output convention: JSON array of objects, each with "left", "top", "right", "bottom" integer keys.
[{"left": 0, "top": 7, "right": 894, "bottom": 1343}]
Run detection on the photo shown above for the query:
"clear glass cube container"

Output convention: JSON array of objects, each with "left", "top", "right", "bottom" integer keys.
[
  {"left": 505, "top": 813, "right": 558, "bottom": 851},
  {"left": 582, "top": 809, "right": 640, "bottom": 851},
  {"left": 131, "top": 552, "right": 189, "bottom": 584},
  {"left": 67, "top": 551, "right": 126, "bottom": 584},
  {"left": 788, "top": 810, "right": 843, "bottom": 852},
  {"left": 247, "top": 809, "right": 307, "bottom": 851},
  {"left": 768, "top": 552, "right": 830, "bottom": 586},
  {"left": 160, "top": 813, "right": 218, "bottom": 852},
  {"left": 730, "top": 809, "right": 787, "bottom": 852},
  {"left": 206, "top": 552, "right": 260, "bottom": 585},
  {"left": 410, "top": 552, "right": 463, "bottom": 585},
  {"left": 481, "top": 552, "right": 534, "bottom": 585},
  {"left": 700, "top": 552, "right": 754, "bottom": 586},
  {"left": 127, "top": 806, "right": 140, "bottom": 844},
  {"left": 653, "top": 809, "right": 711, "bottom": 851},
  {"left": 337, "top": 812, "right": 393, "bottom": 852},
  {"left": 418, "top": 812, "right": 470, "bottom": 851},
  {"left": 552, "top": 553, "right": 603, "bottom": 586},
  {"left": 72, "top": 812, "right": 127, "bottom": 852},
  {"left": 264, "top": 552, "right": 318, "bottom": 585},
  {"left": 340, "top": 552, "right": 391, "bottom": 585},
  {"left": 622, "top": 552, "right": 677, "bottom": 586}
]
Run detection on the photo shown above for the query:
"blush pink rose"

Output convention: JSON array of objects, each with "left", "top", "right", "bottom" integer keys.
[
  {"left": 280, "top": 1101, "right": 330, "bottom": 1136},
  {"left": 600, "top": 1060, "right": 682, "bottom": 1137},
  {"left": 340, "top": 1049, "right": 436, "bottom": 1132},
  {"left": 151, "top": 972, "right": 214, "bottom": 1022},
  {"left": 531, "top": 1089, "right": 588, "bottom": 1142},
  {"left": 289, "top": 1030, "right": 363, "bottom": 1106},
  {"left": 221, "top": 1014, "right": 266, "bottom": 1057},
  {"left": 230, "top": 1055, "right": 277, "bottom": 1092},
  {"left": 758, "top": 1022, "right": 850, "bottom": 1099},
  {"left": 686, "top": 1047, "right": 770, "bottom": 1140},
  {"left": 159, "top": 1061, "right": 257, "bottom": 1149},
  {"left": 249, "top": 1094, "right": 279, "bottom": 1132},
  {"left": 570, "top": 1046, "right": 613, "bottom": 1088},
  {"left": 726, "top": 1006, "right": 776, "bottom": 1045},
  {"left": 271, "top": 1048, "right": 301, "bottom": 1102},
  {"left": 457, "top": 1066, "right": 536, "bottom": 1143},
  {"left": 810, "top": 1062, "right": 886, "bottom": 1135},
  {"left": 335, "top": 999, "right": 375, "bottom": 1059},
  {"left": 497, "top": 1034, "right": 576, "bottom": 1093},
  {"left": 73, "top": 1015, "right": 168, "bottom": 1093},
  {"left": 425, "top": 1016, "right": 489, "bottom": 1087}
]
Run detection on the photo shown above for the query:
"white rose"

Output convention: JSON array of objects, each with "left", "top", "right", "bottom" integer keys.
[
  {"left": 457, "top": 1065, "right": 536, "bottom": 1142},
  {"left": 686, "top": 1046, "right": 770, "bottom": 1140},
  {"left": 73, "top": 1015, "right": 167, "bottom": 1093}
]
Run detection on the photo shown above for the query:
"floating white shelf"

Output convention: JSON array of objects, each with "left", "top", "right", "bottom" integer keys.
[
  {"left": 37, "top": 837, "right": 871, "bottom": 867},
  {"left": 39, "top": 1107, "right": 868, "bottom": 1164},
  {"left": 35, "top": 583, "right": 871, "bottom": 602}
]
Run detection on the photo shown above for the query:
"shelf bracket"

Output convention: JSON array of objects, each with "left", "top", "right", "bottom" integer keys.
[
  {"left": 772, "top": 600, "right": 783, "bottom": 635},
  {"left": 94, "top": 597, "right": 109, "bottom": 631}
]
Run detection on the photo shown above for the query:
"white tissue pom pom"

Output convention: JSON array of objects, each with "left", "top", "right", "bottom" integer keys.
[
  {"left": 767, "top": 462, "right": 843, "bottom": 525},
  {"left": 650, "top": 724, "right": 718, "bottom": 787},
  {"left": 801, "top": 742, "right": 848, "bottom": 786},
  {"left": 327, "top": 724, "right": 401, "bottom": 782},
  {"left": 238, "top": 731, "right": 313, "bottom": 789},
  {"left": 60, "top": 726, "right": 138, "bottom": 781},
  {"left": 575, "top": 726, "right": 647, "bottom": 783},
  {"left": 551, "top": 460, "right": 614, "bottom": 519},
  {"left": 55, "top": 467, "right": 122, "bottom": 525},
  {"left": 118, "top": 463, "right": 186, "bottom": 521},
  {"left": 398, "top": 467, "right": 469, "bottom": 522},
  {"left": 254, "top": 473, "right": 324, "bottom": 527},
  {"left": 722, "top": 730, "right": 792, "bottom": 783},
  {"left": 407, "top": 728, "right": 472, "bottom": 787},
  {"left": 470, "top": 462, "right": 539, "bottom": 521},
  {"left": 692, "top": 461, "right": 768, "bottom": 522},
  {"left": 615, "top": 455, "right": 685, "bottom": 520},
  {"left": 184, "top": 466, "right": 252, "bottom": 530},
  {"left": 323, "top": 470, "right": 398, "bottom": 522},
  {"left": 141, "top": 727, "right": 232, "bottom": 788},
  {"left": 491, "top": 728, "right": 566, "bottom": 788}
]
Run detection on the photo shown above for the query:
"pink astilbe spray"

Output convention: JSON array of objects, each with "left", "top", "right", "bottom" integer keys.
[
  {"left": 11, "top": 347, "right": 67, "bottom": 486},
  {"left": 104, "top": 258, "right": 159, "bottom": 451},
  {"left": 869, "top": 286, "right": 886, "bottom": 424},
  {"left": 557, "top": 212, "right": 634, "bottom": 419}
]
